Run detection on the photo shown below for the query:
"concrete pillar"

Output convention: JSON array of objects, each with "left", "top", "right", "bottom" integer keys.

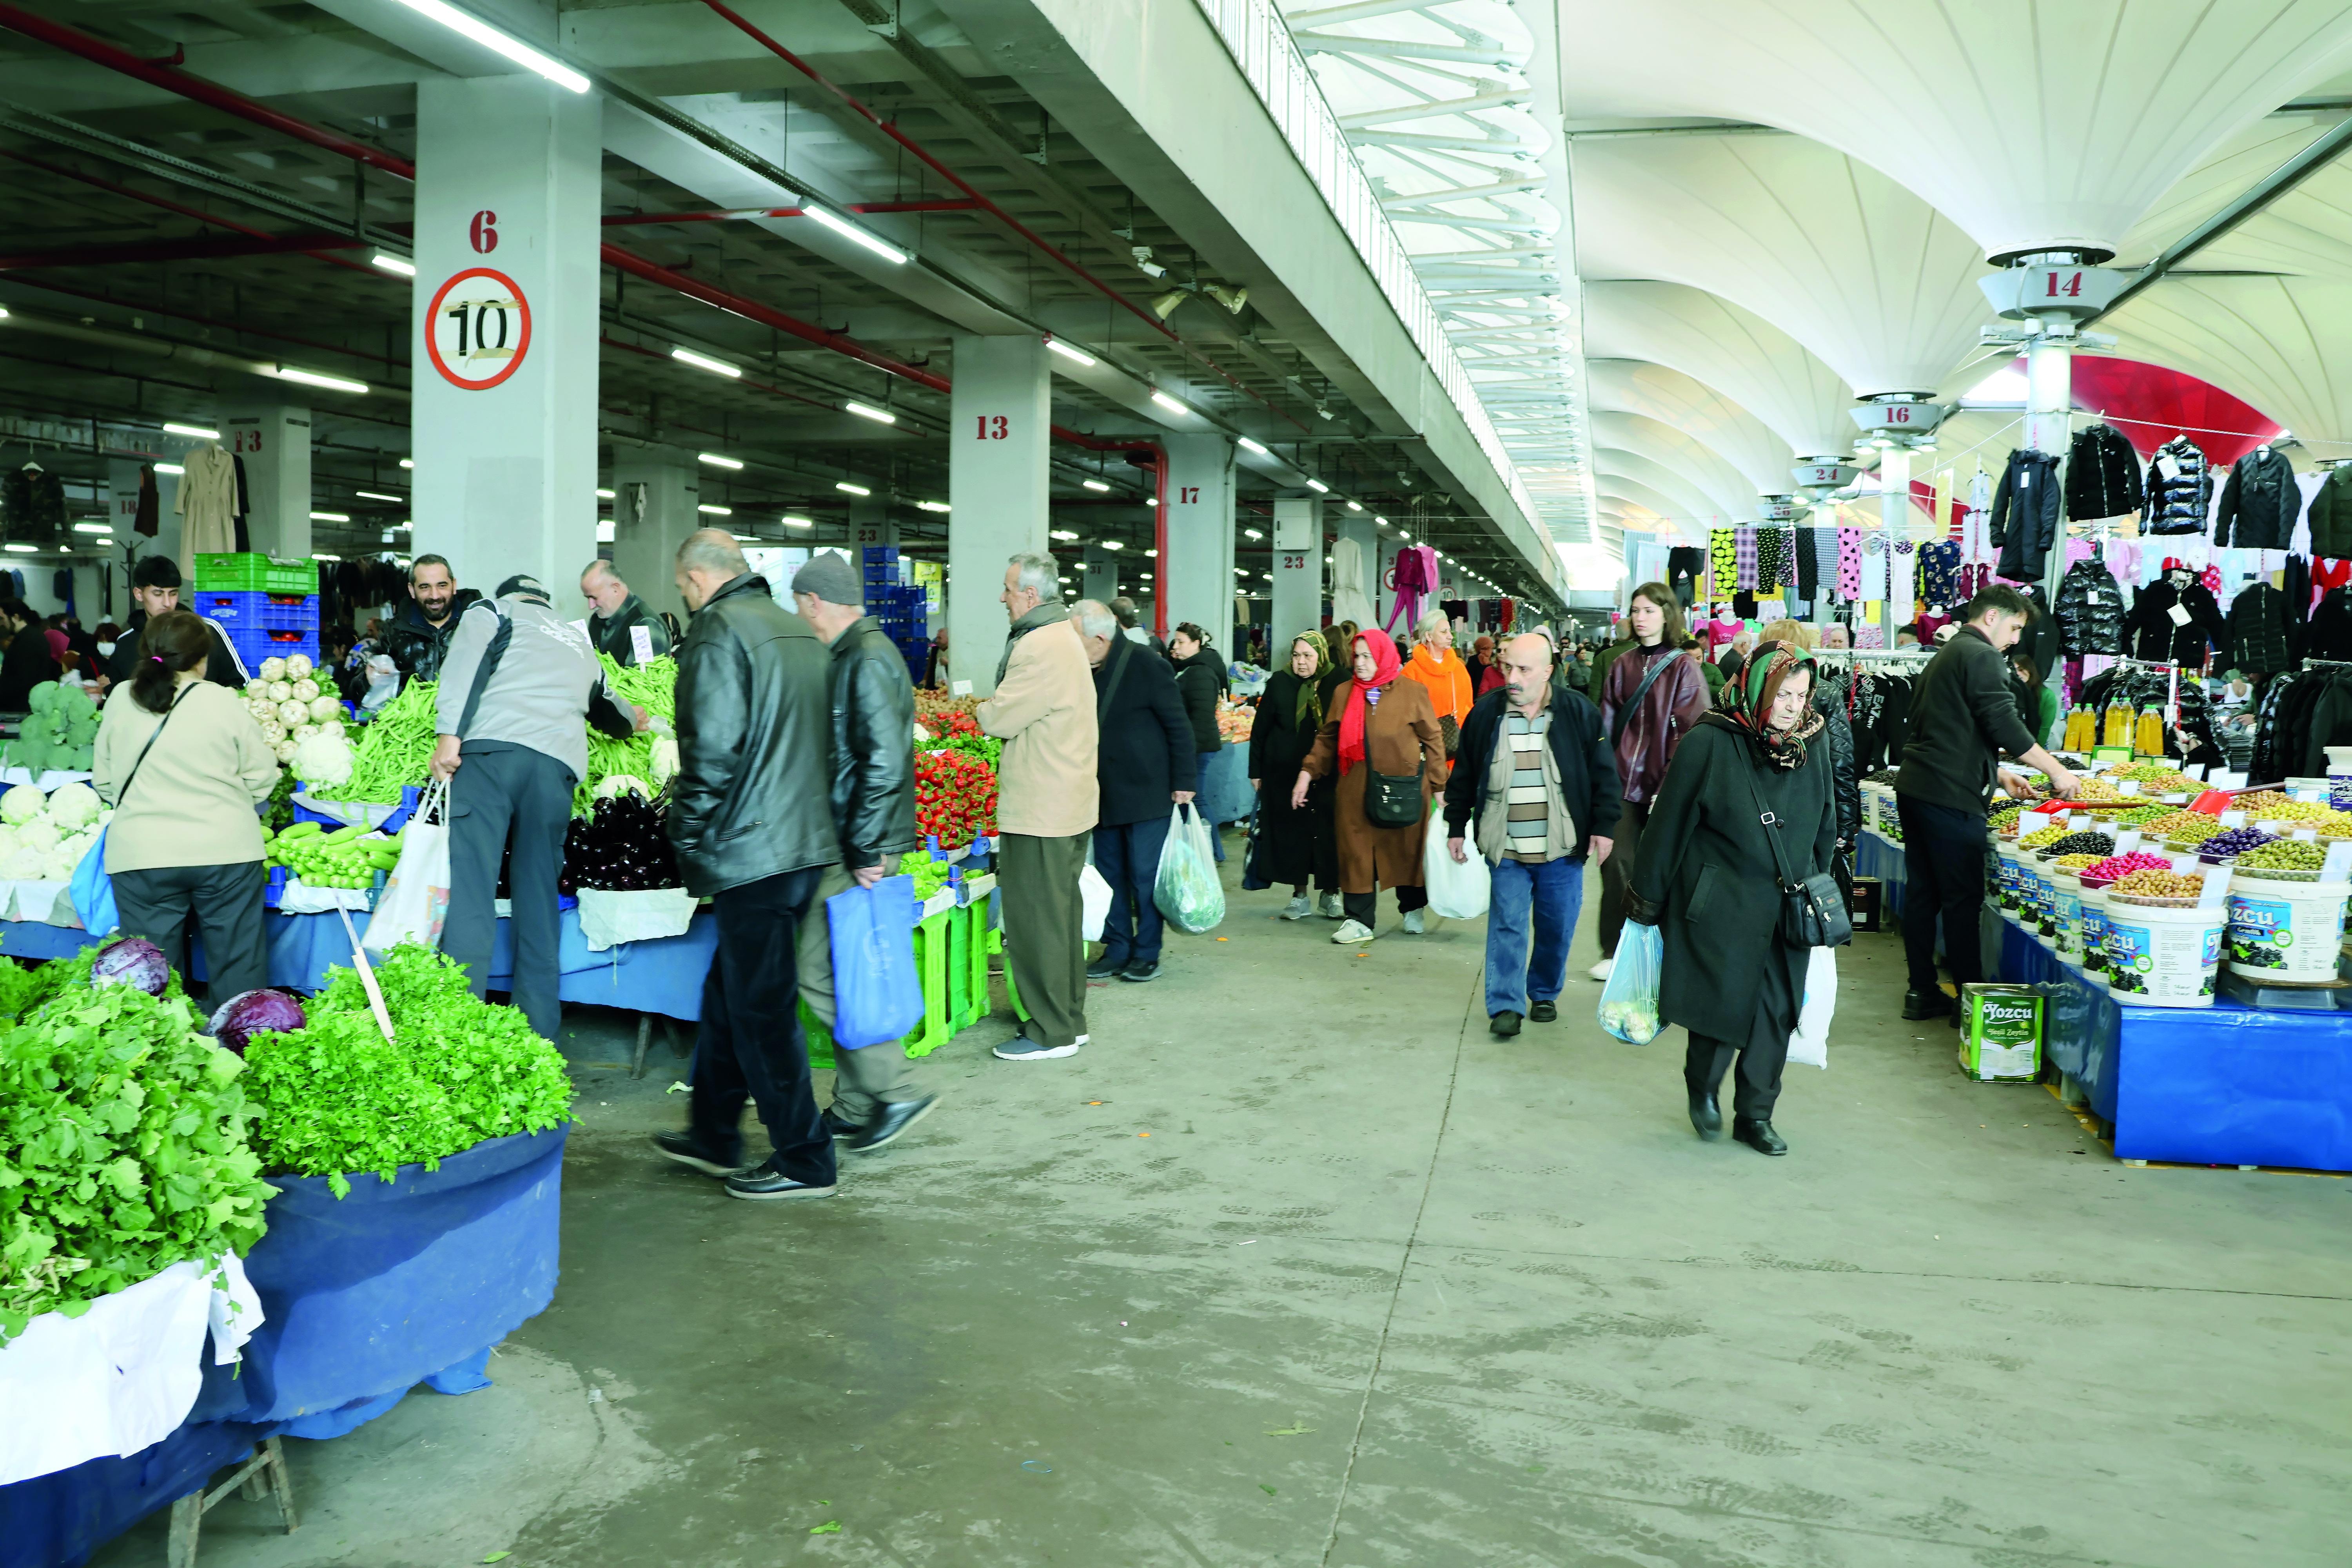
[
  {"left": 410, "top": 75, "right": 601, "bottom": 600},
  {"left": 1877, "top": 446, "right": 1913, "bottom": 640},
  {"left": 216, "top": 401, "right": 310, "bottom": 568},
  {"left": 1161, "top": 434, "right": 1236, "bottom": 657},
  {"left": 850, "top": 492, "right": 898, "bottom": 554},
  {"left": 1270, "top": 498, "right": 1323, "bottom": 646},
  {"left": 608, "top": 447, "right": 699, "bottom": 624},
  {"left": 1081, "top": 543, "right": 1117, "bottom": 604},
  {"left": 949, "top": 335, "right": 1051, "bottom": 695}
]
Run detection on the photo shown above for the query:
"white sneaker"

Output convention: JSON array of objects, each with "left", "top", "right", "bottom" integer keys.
[
  {"left": 1588, "top": 958, "right": 1613, "bottom": 981},
  {"left": 1402, "top": 909, "right": 1426, "bottom": 935},
  {"left": 1332, "top": 919, "right": 1376, "bottom": 944},
  {"left": 1318, "top": 893, "right": 1345, "bottom": 919},
  {"left": 1280, "top": 894, "right": 1312, "bottom": 920}
]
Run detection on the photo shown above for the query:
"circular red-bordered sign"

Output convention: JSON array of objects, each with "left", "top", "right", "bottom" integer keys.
[{"left": 425, "top": 267, "right": 532, "bottom": 390}]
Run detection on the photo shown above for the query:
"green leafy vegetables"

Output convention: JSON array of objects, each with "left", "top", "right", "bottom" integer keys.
[
  {"left": 0, "top": 984, "right": 272, "bottom": 1342},
  {"left": 575, "top": 655, "right": 677, "bottom": 817},
  {"left": 241, "top": 946, "right": 572, "bottom": 1197},
  {"left": 335, "top": 679, "right": 441, "bottom": 804}
]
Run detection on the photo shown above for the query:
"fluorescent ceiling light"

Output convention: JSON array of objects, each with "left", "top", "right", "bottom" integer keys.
[
  {"left": 595, "top": 487, "right": 615, "bottom": 499},
  {"left": 844, "top": 401, "right": 897, "bottom": 425},
  {"left": 1305, "top": 479, "right": 1328, "bottom": 494},
  {"left": 915, "top": 500, "right": 951, "bottom": 513},
  {"left": 835, "top": 482, "right": 871, "bottom": 496},
  {"left": 399, "top": 458, "right": 414, "bottom": 469},
  {"left": 310, "top": 511, "right": 349, "bottom": 522},
  {"left": 2, "top": 544, "right": 34, "bottom": 554},
  {"left": 1144, "top": 548, "right": 1158, "bottom": 558},
  {"left": 1374, "top": 515, "right": 1388, "bottom": 526},
  {"left": 1399, "top": 531, "right": 1412, "bottom": 541},
  {"left": 1261, "top": 573, "right": 1272, "bottom": 581},
  {"left": 699, "top": 452, "right": 744, "bottom": 470},
  {"left": 1144, "top": 496, "right": 1157, "bottom": 507},
  {"left": 73, "top": 523, "right": 111, "bottom": 534},
  {"left": 782, "top": 515, "right": 813, "bottom": 528},
  {"left": 1346, "top": 500, "right": 1363, "bottom": 512},
  {"left": 698, "top": 504, "right": 733, "bottom": 516},
  {"left": 312, "top": 552, "right": 342, "bottom": 561},
  {"left": 163, "top": 422, "right": 218, "bottom": 439},
  {"left": 356, "top": 490, "right": 403, "bottom": 502},
  {"left": 369, "top": 250, "right": 416, "bottom": 278},
  {"left": 154, "top": 463, "right": 184, "bottom": 476},
  {"left": 1102, "top": 540, "right": 1122, "bottom": 551},
  {"left": 671, "top": 347, "right": 740, "bottom": 378},
  {"left": 1050, "top": 529, "right": 1079, "bottom": 541},
  {"left": 1045, "top": 338, "right": 1096, "bottom": 368},
  {"left": 1149, "top": 391, "right": 1188, "bottom": 416},
  {"left": 803, "top": 204, "right": 908, "bottom": 264},
  {"left": 1243, "top": 528, "right": 1263, "bottom": 541},
  {"left": 1081, "top": 479, "right": 1110, "bottom": 492},
  {"left": 730, "top": 533, "right": 759, "bottom": 542},
  {"left": 384, "top": 0, "right": 589, "bottom": 91},
  {"left": 273, "top": 366, "right": 368, "bottom": 394},
  {"left": 1237, "top": 436, "right": 1268, "bottom": 456}
]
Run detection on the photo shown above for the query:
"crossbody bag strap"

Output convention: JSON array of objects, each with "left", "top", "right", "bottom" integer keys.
[
  {"left": 1609, "top": 648, "right": 1682, "bottom": 750},
  {"left": 114, "top": 684, "right": 186, "bottom": 804},
  {"left": 1738, "top": 757, "right": 1798, "bottom": 894}
]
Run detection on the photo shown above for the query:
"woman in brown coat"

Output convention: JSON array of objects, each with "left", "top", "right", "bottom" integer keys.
[{"left": 1293, "top": 628, "right": 1446, "bottom": 944}]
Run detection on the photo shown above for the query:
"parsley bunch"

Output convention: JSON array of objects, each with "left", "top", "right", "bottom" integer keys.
[
  {"left": 0, "top": 985, "right": 272, "bottom": 1342},
  {"left": 243, "top": 946, "right": 572, "bottom": 1198}
]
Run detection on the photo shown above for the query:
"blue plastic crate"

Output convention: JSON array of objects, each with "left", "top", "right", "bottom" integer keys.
[
  {"left": 225, "top": 624, "right": 320, "bottom": 674},
  {"left": 862, "top": 545, "right": 898, "bottom": 563},
  {"left": 194, "top": 589, "right": 319, "bottom": 633}
]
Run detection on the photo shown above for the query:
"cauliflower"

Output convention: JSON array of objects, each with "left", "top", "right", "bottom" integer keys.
[
  {"left": 259, "top": 657, "right": 287, "bottom": 683},
  {"left": 286, "top": 654, "right": 314, "bottom": 679},
  {"left": 18, "top": 822, "right": 59, "bottom": 855},
  {"left": 272, "top": 739, "right": 297, "bottom": 764},
  {"left": 2, "top": 849, "right": 42, "bottom": 880},
  {"left": 307, "top": 694, "right": 341, "bottom": 723},
  {"left": 291, "top": 677, "right": 320, "bottom": 702},
  {"left": 267, "top": 681, "right": 292, "bottom": 704},
  {"left": 0, "top": 785, "right": 43, "bottom": 826},
  {"left": 292, "top": 728, "right": 356, "bottom": 789},
  {"left": 261, "top": 720, "right": 285, "bottom": 744},
  {"left": 276, "top": 699, "right": 309, "bottom": 728},
  {"left": 45, "top": 782, "right": 99, "bottom": 829},
  {"left": 649, "top": 735, "right": 680, "bottom": 788},
  {"left": 245, "top": 677, "right": 271, "bottom": 701}
]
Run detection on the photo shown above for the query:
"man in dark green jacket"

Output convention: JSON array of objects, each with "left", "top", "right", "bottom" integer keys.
[
  {"left": 1893, "top": 586, "right": 2080, "bottom": 1023},
  {"left": 581, "top": 560, "right": 673, "bottom": 667}
]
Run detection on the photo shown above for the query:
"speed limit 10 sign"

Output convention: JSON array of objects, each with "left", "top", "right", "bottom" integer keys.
[{"left": 425, "top": 267, "right": 532, "bottom": 391}]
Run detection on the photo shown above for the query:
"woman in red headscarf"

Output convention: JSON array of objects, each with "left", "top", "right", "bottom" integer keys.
[{"left": 1292, "top": 628, "right": 1446, "bottom": 943}]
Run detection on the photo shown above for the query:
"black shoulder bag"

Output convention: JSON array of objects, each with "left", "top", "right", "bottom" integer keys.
[
  {"left": 1363, "top": 688, "right": 1426, "bottom": 829},
  {"left": 1740, "top": 762, "right": 1850, "bottom": 948}
]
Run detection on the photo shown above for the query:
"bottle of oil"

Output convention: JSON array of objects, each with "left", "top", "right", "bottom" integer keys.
[
  {"left": 2135, "top": 705, "right": 2165, "bottom": 757},
  {"left": 2102, "top": 705, "right": 2132, "bottom": 749}
]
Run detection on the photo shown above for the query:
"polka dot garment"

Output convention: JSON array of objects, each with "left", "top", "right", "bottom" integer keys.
[
  {"left": 1837, "top": 528, "right": 1863, "bottom": 599},
  {"left": 1710, "top": 528, "right": 1737, "bottom": 598}
]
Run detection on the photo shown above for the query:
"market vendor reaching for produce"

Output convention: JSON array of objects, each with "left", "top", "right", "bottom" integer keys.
[
  {"left": 1894, "top": 585, "right": 2083, "bottom": 1026},
  {"left": 102, "top": 554, "right": 242, "bottom": 697},
  {"left": 428, "top": 573, "right": 646, "bottom": 1042},
  {"left": 93, "top": 609, "right": 279, "bottom": 1002}
]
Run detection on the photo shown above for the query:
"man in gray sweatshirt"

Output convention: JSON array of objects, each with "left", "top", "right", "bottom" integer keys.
[{"left": 431, "top": 573, "right": 644, "bottom": 1039}]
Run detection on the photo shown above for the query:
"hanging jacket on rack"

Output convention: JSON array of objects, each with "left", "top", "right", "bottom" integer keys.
[
  {"left": 2, "top": 466, "right": 66, "bottom": 543},
  {"left": 2307, "top": 586, "right": 2352, "bottom": 662},
  {"left": 2143, "top": 436, "right": 2211, "bottom": 535},
  {"left": 2053, "top": 558, "right": 2126, "bottom": 655},
  {"left": 2216, "top": 446, "right": 2299, "bottom": 549},
  {"left": 134, "top": 464, "right": 159, "bottom": 537},
  {"left": 2064, "top": 423, "right": 2144, "bottom": 521},
  {"left": 2227, "top": 580, "right": 2290, "bottom": 675},
  {"left": 1989, "top": 448, "right": 2062, "bottom": 582},
  {"left": 2305, "top": 466, "right": 2352, "bottom": 559},
  {"left": 2082, "top": 662, "right": 2218, "bottom": 763},
  {"left": 2123, "top": 573, "right": 2228, "bottom": 666}
]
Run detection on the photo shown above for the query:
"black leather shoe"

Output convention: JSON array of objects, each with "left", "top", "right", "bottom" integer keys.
[
  {"left": 650, "top": 1131, "right": 744, "bottom": 1177},
  {"left": 820, "top": 1109, "right": 864, "bottom": 1141},
  {"left": 724, "top": 1158, "right": 838, "bottom": 1201},
  {"left": 1734, "top": 1117, "right": 1788, "bottom": 1156},
  {"left": 1901, "top": 989, "right": 1953, "bottom": 1021},
  {"left": 1529, "top": 1000, "right": 1558, "bottom": 1023},
  {"left": 851, "top": 1094, "right": 937, "bottom": 1153},
  {"left": 1086, "top": 953, "right": 1126, "bottom": 980},
  {"left": 1688, "top": 1093, "right": 1723, "bottom": 1141},
  {"left": 1119, "top": 960, "right": 1160, "bottom": 982},
  {"left": 1490, "top": 1010, "right": 1522, "bottom": 1037}
]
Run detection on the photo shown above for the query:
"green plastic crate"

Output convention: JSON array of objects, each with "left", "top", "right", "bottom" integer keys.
[{"left": 194, "top": 553, "right": 318, "bottom": 595}]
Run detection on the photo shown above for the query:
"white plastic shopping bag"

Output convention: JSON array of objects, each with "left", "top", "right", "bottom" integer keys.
[
  {"left": 1152, "top": 804, "right": 1225, "bottom": 933},
  {"left": 1080, "top": 863, "right": 1111, "bottom": 942},
  {"left": 1421, "top": 800, "right": 1489, "bottom": 920},
  {"left": 1596, "top": 921, "right": 1664, "bottom": 1044},
  {"left": 364, "top": 777, "right": 452, "bottom": 955},
  {"left": 1787, "top": 945, "right": 1836, "bottom": 1068}
]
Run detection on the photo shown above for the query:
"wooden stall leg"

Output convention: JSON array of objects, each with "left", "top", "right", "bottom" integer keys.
[
  {"left": 167, "top": 1493, "right": 201, "bottom": 1568},
  {"left": 630, "top": 1013, "right": 651, "bottom": 1078},
  {"left": 261, "top": 1436, "right": 298, "bottom": 1532}
]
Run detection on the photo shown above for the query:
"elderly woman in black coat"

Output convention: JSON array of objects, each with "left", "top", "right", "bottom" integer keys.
[
  {"left": 1627, "top": 639, "right": 1837, "bottom": 1157},
  {"left": 1248, "top": 631, "right": 1341, "bottom": 919}
]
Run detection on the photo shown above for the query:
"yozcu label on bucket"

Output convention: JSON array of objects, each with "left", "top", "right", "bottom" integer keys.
[
  {"left": 2103, "top": 905, "right": 2223, "bottom": 1007},
  {"left": 2226, "top": 882, "right": 2349, "bottom": 981}
]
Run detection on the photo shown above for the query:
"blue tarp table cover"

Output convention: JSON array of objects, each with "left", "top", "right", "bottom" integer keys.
[
  {"left": 0, "top": 921, "right": 102, "bottom": 961},
  {"left": 1998, "top": 920, "right": 2352, "bottom": 1171},
  {"left": 0, "top": 1418, "right": 276, "bottom": 1568},
  {"left": 1198, "top": 741, "right": 1254, "bottom": 828},
  {"left": 1854, "top": 829, "right": 1906, "bottom": 915}
]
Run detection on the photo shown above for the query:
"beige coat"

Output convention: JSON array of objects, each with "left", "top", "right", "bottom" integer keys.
[
  {"left": 978, "top": 617, "right": 1099, "bottom": 838},
  {"left": 1300, "top": 678, "right": 1445, "bottom": 892},
  {"left": 94, "top": 679, "right": 278, "bottom": 873}
]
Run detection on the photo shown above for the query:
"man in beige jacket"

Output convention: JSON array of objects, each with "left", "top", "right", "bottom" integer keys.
[{"left": 979, "top": 552, "right": 1100, "bottom": 1061}]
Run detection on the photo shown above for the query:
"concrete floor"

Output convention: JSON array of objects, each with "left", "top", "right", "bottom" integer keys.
[{"left": 97, "top": 848, "right": 2352, "bottom": 1568}]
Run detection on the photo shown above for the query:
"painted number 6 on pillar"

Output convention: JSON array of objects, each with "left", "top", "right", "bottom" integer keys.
[{"left": 425, "top": 265, "right": 533, "bottom": 391}]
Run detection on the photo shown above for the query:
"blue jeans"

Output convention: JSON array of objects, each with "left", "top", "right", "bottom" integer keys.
[
  {"left": 1094, "top": 813, "right": 1172, "bottom": 966},
  {"left": 1192, "top": 752, "right": 1225, "bottom": 860},
  {"left": 1484, "top": 854, "right": 1585, "bottom": 1019}
]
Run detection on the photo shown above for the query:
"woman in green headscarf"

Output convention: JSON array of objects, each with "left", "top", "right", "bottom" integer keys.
[{"left": 1248, "top": 630, "right": 1343, "bottom": 919}]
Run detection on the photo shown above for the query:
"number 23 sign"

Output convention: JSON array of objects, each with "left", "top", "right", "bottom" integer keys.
[{"left": 426, "top": 267, "right": 532, "bottom": 391}]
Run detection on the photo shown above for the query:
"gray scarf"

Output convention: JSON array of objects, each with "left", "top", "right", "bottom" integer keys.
[{"left": 996, "top": 598, "right": 1067, "bottom": 685}]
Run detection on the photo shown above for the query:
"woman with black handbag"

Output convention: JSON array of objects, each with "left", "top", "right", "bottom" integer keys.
[
  {"left": 1625, "top": 639, "right": 1837, "bottom": 1156},
  {"left": 1292, "top": 628, "right": 1445, "bottom": 944}
]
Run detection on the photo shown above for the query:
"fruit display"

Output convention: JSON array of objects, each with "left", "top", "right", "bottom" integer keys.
[
  {"left": 559, "top": 787, "right": 680, "bottom": 894},
  {"left": 2055, "top": 853, "right": 2103, "bottom": 870},
  {"left": 239, "top": 655, "right": 343, "bottom": 766},
  {"left": 2141, "top": 809, "right": 2220, "bottom": 843},
  {"left": 2197, "top": 827, "right": 2279, "bottom": 860},
  {"left": 0, "top": 781, "right": 107, "bottom": 881},
  {"left": 5, "top": 681, "right": 99, "bottom": 774},
  {"left": 265, "top": 821, "right": 402, "bottom": 889},
  {"left": 1215, "top": 700, "right": 1254, "bottom": 744},
  {"left": 915, "top": 690, "right": 980, "bottom": 733},
  {"left": 1988, "top": 806, "right": 2021, "bottom": 834},
  {"left": 2018, "top": 824, "right": 2069, "bottom": 849},
  {"left": 922, "top": 706, "right": 1002, "bottom": 767},
  {"left": 2116, "top": 804, "right": 2172, "bottom": 827},
  {"left": 2112, "top": 868, "right": 2206, "bottom": 899},
  {"left": 2043, "top": 831, "right": 2115, "bottom": 859},
  {"left": 909, "top": 856, "right": 951, "bottom": 903},
  {"left": 2248, "top": 799, "right": 2335, "bottom": 824},
  {"left": 2080, "top": 850, "right": 2173, "bottom": 883},
  {"left": 2239, "top": 840, "right": 2329, "bottom": 873},
  {"left": 2109, "top": 762, "right": 2192, "bottom": 791},
  {"left": 915, "top": 747, "right": 997, "bottom": 849},
  {"left": 2069, "top": 776, "right": 2123, "bottom": 802}
]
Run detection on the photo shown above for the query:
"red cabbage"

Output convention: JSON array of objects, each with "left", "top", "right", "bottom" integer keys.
[
  {"left": 208, "top": 989, "right": 307, "bottom": 1054},
  {"left": 91, "top": 937, "right": 169, "bottom": 996}
]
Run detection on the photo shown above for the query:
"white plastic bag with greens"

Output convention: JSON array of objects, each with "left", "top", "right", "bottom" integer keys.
[
  {"left": 1152, "top": 804, "right": 1225, "bottom": 934},
  {"left": 1596, "top": 920, "right": 1664, "bottom": 1044}
]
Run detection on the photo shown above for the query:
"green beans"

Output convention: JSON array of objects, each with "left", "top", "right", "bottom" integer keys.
[{"left": 337, "top": 681, "right": 442, "bottom": 804}]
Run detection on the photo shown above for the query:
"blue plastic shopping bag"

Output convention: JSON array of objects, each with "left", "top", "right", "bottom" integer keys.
[
  {"left": 1596, "top": 920, "right": 1664, "bottom": 1044},
  {"left": 69, "top": 826, "right": 116, "bottom": 936},
  {"left": 827, "top": 873, "right": 924, "bottom": 1049}
]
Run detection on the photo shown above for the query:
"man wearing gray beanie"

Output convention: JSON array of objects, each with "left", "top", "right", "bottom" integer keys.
[{"left": 789, "top": 551, "right": 935, "bottom": 1151}]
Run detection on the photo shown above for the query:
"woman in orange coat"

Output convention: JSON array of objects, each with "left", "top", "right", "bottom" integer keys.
[{"left": 1399, "top": 609, "right": 1474, "bottom": 760}]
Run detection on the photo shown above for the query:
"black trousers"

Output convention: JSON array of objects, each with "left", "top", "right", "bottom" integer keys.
[
  {"left": 1343, "top": 884, "right": 1427, "bottom": 926},
  {"left": 113, "top": 859, "right": 267, "bottom": 1003},
  {"left": 690, "top": 866, "right": 834, "bottom": 1185},
  {"left": 1897, "top": 796, "right": 1987, "bottom": 996},
  {"left": 1686, "top": 1030, "right": 1788, "bottom": 1122},
  {"left": 444, "top": 742, "right": 573, "bottom": 1041}
]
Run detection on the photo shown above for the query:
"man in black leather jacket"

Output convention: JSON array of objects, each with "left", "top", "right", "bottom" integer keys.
[
  {"left": 653, "top": 531, "right": 845, "bottom": 1202},
  {"left": 384, "top": 555, "right": 481, "bottom": 689},
  {"left": 784, "top": 552, "right": 935, "bottom": 1154}
]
